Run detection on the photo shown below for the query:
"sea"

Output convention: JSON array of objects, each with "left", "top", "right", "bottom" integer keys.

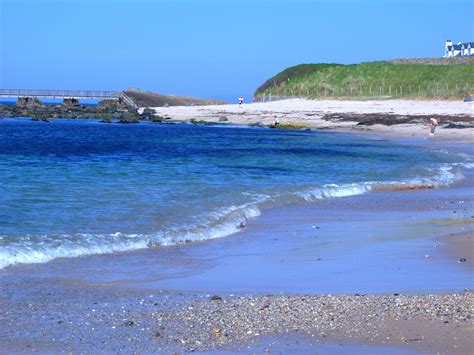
[{"left": 0, "top": 118, "right": 472, "bottom": 269}]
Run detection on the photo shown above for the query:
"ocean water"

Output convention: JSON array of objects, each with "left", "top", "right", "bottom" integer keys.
[{"left": 0, "top": 119, "right": 471, "bottom": 269}]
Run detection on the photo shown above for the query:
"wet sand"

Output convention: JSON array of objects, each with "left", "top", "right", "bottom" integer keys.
[
  {"left": 438, "top": 231, "right": 474, "bottom": 269},
  {"left": 0, "top": 133, "right": 473, "bottom": 353}
]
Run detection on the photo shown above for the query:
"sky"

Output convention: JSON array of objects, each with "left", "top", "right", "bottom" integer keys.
[{"left": 0, "top": 0, "right": 473, "bottom": 102}]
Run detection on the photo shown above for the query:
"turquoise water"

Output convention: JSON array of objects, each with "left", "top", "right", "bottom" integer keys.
[{"left": 0, "top": 119, "right": 471, "bottom": 268}]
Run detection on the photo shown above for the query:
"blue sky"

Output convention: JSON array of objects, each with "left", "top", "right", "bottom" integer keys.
[{"left": 1, "top": 0, "right": 473, "bottom": 102}]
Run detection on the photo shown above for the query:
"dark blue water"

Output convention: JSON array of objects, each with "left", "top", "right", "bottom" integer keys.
[{"left": 0, "top": 119, "right": 471, "bottom": 268}]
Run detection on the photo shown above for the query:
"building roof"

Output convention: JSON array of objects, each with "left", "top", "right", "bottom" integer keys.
[{"left": 446, "top": 41, "right": 474, "bottom": 52}]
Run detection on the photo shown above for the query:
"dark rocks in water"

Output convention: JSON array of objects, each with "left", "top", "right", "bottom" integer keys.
[
  {"left": 138, "top": 108, "right": 169, "bottom": 122},
  {"left": 61, "top": 98, "right": 81, "bottom": 108},
  {"left": 459, "top": 258, "right": 467, "bottom": 263},
  {"left": 118, "top": 116, "right": 140, "bottom": 124},
  {"left": 16, "top": 97, "right": 45, "bottom": 108},
  {"left": 150, "top": 116, "right": 165, "bottom": 123},
  {"left": 210, "top": 295, "right": 222, "bottom": 301},
  {"left": 97, "top": 99, "right": 129, "bottom": 113},
  {"left": 31, "top": 114, "right": 51, "bottom": 122},
  {"left": 125, "top": 320, "right": 135, "bottom": 327},
  {"left": 189, "top": 118, "right": 218, "bottom": 126}
]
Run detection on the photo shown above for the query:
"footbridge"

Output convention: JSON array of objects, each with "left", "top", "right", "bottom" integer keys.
[{"left": 0, "top": 89, "right": 138, "bottom": 109}]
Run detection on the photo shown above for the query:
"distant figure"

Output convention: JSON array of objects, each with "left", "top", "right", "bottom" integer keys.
[
  {"left": 429, "top": 117, "right": 438, "bottom": 136},
  {"left": 274, "top": 118, "right": 280, "bottom": 125},
  {"left": 238, "top": 96, "right": 243, "bottom": 107}
]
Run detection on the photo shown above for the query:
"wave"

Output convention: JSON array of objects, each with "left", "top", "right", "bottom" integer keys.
[
  {"left": 0, "top": 162, "right": 470, "bottom": 269},
  {"left": 0, "top": 201, "right": 262, "bottom": 270}
]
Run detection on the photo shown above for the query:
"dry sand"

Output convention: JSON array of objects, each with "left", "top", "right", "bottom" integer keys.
[{"left": 149, "top": 98, "right": 474, "bottom": 141}]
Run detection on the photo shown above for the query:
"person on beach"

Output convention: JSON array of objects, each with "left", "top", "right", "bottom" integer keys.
[
  {"left": 429, "top": 117, "right": 438, "bottom": 136},
  {"left": 238, "top": 96, "right": 243, "bottom": 107},
  {"left": 274, "top": 118, "right": 280, "bottom": 126}
]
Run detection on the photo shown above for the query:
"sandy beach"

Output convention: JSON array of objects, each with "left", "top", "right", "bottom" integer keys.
[{"left": 149, "top": 98, "right": 474, "bottom": 141}]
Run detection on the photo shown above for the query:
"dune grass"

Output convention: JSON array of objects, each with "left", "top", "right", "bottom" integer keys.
[{"left": 255, "top": 61, "right": 474, "bottom": 99}]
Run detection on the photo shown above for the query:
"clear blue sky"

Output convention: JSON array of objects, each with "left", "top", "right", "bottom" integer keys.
[{"left": 1, "top": 0, "right": 473, "bottom": 102}]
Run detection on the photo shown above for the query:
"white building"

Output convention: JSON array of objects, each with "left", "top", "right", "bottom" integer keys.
[{"left": 445, "top": 40, "right": 474, "bottom": 57}]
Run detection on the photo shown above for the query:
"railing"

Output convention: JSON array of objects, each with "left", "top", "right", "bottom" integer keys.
[
  {"left": 119, "top": 92, "right": 139, "bottom": 110},
  {"left": 0, "top": 89, "right": 121, "bottom": 100}
]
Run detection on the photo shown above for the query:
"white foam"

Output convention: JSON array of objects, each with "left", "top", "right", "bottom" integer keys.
[
  {"left": 0, "top": 202, "right": 263, "bottom": 269},
  {"left": 296, "top": 183, "right": 372, "bottom": 202}
]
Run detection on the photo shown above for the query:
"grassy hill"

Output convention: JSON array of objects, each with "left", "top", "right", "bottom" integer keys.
[{"left": 255, "top": 60, "right": 474, "bottom": 99}]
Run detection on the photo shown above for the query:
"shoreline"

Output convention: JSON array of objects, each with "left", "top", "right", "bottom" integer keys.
[
  {"left": 0, "top": 113, "right": 473, "bottom": 353},
  {"left": 149, "top": 98, "right": 474, "bottom": 142}
]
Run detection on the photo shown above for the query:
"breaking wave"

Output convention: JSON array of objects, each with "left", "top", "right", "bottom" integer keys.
[{"left": 0, "top": 162, "right": 470, "bottom": 269}]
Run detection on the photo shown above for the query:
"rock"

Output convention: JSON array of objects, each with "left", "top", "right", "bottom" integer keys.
[
  {"left": 16, "top": 97, "right": 45, "bottom": 108},
  {"left": 210, "top": 295, "right": 222, "bottom": 301},
  {"left": 459, "top": 258, "right": 467, "bottom": 263},
  {"left": 118, "top": 116, "right": 140, "bottom": 124},
  {"left": 125, "top": 321, "right": 135, "bottom": 327},
  {"left": 97, "top": 99, "right": 128, "bottom": 112},
  {"left": 153, "top": 332, "right": 161, "bottom": 337},
  {"left": 219, "top": 116, "right": 228, "bottom": 122},
  {"left": 62, "top": 98, "right": 81, "bottom": 108},
  {"left": 140, "top": 107, "right": 156, "bottom": 120}
]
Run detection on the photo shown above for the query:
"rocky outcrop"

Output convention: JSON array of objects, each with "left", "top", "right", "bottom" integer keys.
[
  {"left": 124, "top": 89, "right": 225, "bottom": 107},
  {"left": 97, "top": 99, "right": 129, "bottom": 112},
  {"left": 15, "top": 97, "right": 45, "bottom": 108},
  {"left": 0, "top": 99, "right": 169, "bottom": 123},
  {"left": 61, "top": 98, "right": 81, "bottom": 108}
]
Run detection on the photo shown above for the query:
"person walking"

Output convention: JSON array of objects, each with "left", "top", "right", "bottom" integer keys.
[
  {"left": 238, "top": 96, "right": 243, "bottom": 107},
  {"left": 429, "top": 117, "right": 438, "bottom": 136}
]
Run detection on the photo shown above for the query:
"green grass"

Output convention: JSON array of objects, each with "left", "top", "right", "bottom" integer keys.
[{"left": 255, "top": 61, "right": 474, "bottom": 99}]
